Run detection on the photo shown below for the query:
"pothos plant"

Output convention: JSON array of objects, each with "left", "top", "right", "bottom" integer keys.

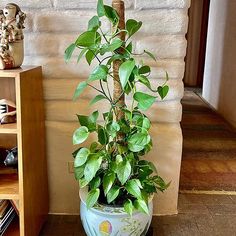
[{"left": 65, "top": 0, "right": 170, "bottom": 216}]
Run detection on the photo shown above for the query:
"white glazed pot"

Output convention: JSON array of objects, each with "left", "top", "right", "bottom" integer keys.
[{"left": 80, "top": 188, "right": 153, "bottom": 236}]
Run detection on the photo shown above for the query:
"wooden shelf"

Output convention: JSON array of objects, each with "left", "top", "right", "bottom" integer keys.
[
  {"left": 0, "top": 123, "right": 18, "bottom": 134},
  {"left": 0, "top": 66, "right": 48, "bottom": 235},
  {"left": 0, "top": 174, "right": 19, "bottom": 199},
  {"left": 5, "top": 216, "right": 20, "bottom": 236}
]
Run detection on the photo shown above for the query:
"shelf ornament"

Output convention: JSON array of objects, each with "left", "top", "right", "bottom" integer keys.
[{"left": 0, "top": 3, "right": 26, "bottom": 69}]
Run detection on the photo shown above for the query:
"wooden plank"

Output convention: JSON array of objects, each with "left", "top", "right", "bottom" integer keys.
[
  {"left": 15, "top": 67, "right": 48, "bottom": 236},
  {"left": 0, "top": 123, "right": 18, "bottom": 134},
  {"left": 0, "top": 77, "right": 15, "bottom": 102},
  {"left": 0, "top": 134, "right": 17, "bottom": 149},
  {"left": 0, "top": 174, "right": 19, "bottom": 200},
  {"left": 0, "top": 66, "right": 40, "bottom": 78}
]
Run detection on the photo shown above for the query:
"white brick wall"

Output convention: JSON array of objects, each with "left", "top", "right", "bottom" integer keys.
[{"left": 0, "top": 0, "right": 189, "bottom": 214}]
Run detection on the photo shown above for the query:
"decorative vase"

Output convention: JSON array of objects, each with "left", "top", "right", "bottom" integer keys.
[
  {"left": 0, "top": 3, "right": 26, "bottom": 69},
  {"left": 79, "top": 188, "right": 153, "bottom": 236}
]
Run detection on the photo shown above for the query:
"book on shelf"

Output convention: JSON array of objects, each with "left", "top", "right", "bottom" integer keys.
[{"left": 0, "top": 200, "right": 16, "bottom": 236}]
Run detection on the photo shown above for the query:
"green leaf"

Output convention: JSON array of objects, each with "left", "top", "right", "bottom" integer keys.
[
  {"left": 88, "top": 65, "right": 108, "bottom": 82},
  {"left": 75, "top": 31, "right": 97, "bottom": 48},
  {"left": 104, "top": 5, "right": 119, "bottom": 26},
  {"left": 103, "top": 172, "right": 115, "bottom": 195},
  {"left": 136, "top": 75, "right": 151, "bottom": 89},
  {"left": 107, "top": 186, "right": 120, "bottom": 204},
  {"left": 134, "top": 199, "right": 149, "bottom": 215},
  {"left": 119, "top": 59, "right": 135, "bottom": 89},
  {"left": 97, "top": 0, "right": 105, "bottom": 17},
  {"left": 77, "top": 111, "right": 98, "bottom": 132},
  {"left": 84, "top": 154, "right": 103, "bottom": 182},
  {"left": 125, "top": 179, "right": 142, "bottom": 199},
  {"left": 128, "top": 133, "right": 151, "bottom": 152},
  {"left": 126, "top": 19, "right": 142, "bottom": 37},
  {"left": 77, "top": 48, "right": 87, "bottom": 63},
  {"left": 88, "top": 16, "right": 101, "bottom": 31},
  {"left": 124, "top": 199, "right": 133, "bottom": 216},
  {"left": 106, "top": 121, "right": 120, "bottom": 138},
  {"left": 74, "top": 165, "right": 84, "bottom": 180},
  {"left": 117, "top": 160, "right": 131, "bottom": 185},
  {"left": 126, "top": 42, "right": 132, "bottom": 54},
  {"left": 90, "top": 110, "right": 99, "bottom": 123},
  {"left": 73, "top": 126, "right": 89, "bottom": 145},
  {"left": 98, "top": 127, "right": 109, "bottom": 145},
  {"left": 79, "top": 178, "right": 89, "bottom": 188},
  {"left": 100, "top": 38, "right": 123, "bottom": 54},
  {"left": 144, "top": 50, "right": 156, "bottom": 61},
  {"left": 65, "top": 43, "right": 76, "bottom": 62},
  {"left": 90, "top": 176, "right": 101, "bottom": 189},
  {"left": 139, "top": 66, "right": 151, "bottom": 75},
  {"left": 133, "top": 92, "right": 156, "bottom": 111},
  {"left": 86, "top": 188, "right": 100, "bottom": 208},
  {"left": 157, "top": 85, "right": 169, "bottom": 100},
  {"left": 86, "top": 50, "right": 96, "bottom": 65},
  {"left": 74, "top": 148, "right": 90, "bottom": 167},
  {"left": 73, "top": 81, "right": 87, "bottom": 100},
  {"left": 89, "top": 95, "right": 107, "bottom": 106}
]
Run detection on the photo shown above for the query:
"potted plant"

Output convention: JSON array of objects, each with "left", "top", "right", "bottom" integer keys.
[{"left": 65, "top": 0, "right": 170, "bottom": 235}]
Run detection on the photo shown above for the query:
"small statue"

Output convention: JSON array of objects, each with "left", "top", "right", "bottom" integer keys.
[
  {"left": 0, "top": 3, "right": 26, "bottom": 69},
  {"left": 4, "top": 147, "right": 18, "bottom": 167}
]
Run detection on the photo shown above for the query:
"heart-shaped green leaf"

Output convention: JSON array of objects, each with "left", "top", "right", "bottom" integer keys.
[
  {"left": 75, "top": 31, "right": 97, "bottom": 48},
  {"left": 107, "top": 186, "right": 120, "bottom": 204},
  {"left": 128, "top": 133, "right": 151, "bottom": 152},
  {"left": 139, "top": 66, "right": 151, "bottom": 75},
  {"left": 124, "top": 199, "right": 133, "bottom": 216},
  {"left": 88, "top": 16, "right": 101, "bottom": 31},
  {"left": 88, "top": 65, "right": 108, "bottom": 82},
  {"left": 119, "top": 59, "right": 135, "bottom": 89},
  {"left": 125, "top": 179, "right": 142, "bottom": 199},
  {"left": 73, "top": 81, "right": 87, "bottom": 100},
  {"left": 103, "top": 172, "right": 115, "bottom": 196},
  {"left": 74, "top": 148, "right": 90, "bottom": 167},
  {"left": 84, "top": 154, "right": 102, "bottom": 182},
  {"left": 89, "top": 95, "right": 107, "bottom": 106},
  {"left": 73, "top": 126, "right": 89, "bottom": 145},
  {"left": 86, "top": 188, "right": 100, "bottom": 209},
  {"left": 133, "top": 92, "right": 156, "bottom": 111},
  {"left": 117, "top": 160, "right": 131, "bottom": 185},
  {"left": 90, "top": 176, "right": 101, "bottom": 190},
  {"left": 134, "top": 199, "right": 149, "bottom": 215},
  {"left": 126, "top": 19, "right": 142, "bottom": 37},
  {"left": 158, "top": 85, "right": 169, "bottom": 99}
]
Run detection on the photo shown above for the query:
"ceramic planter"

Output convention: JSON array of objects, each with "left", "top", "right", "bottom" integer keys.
[{"left": 79, "top": 188, "right": 153, "bottom": 236}]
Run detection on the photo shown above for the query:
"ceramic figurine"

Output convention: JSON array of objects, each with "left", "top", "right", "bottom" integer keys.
[{"left": 0, "top": 3, "right": 26, "bottom": 69}]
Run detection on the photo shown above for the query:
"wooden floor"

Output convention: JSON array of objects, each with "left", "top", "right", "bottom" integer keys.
[
  {"left": 39, "top": 193, "right": 236, "bottom": 236},
  {"left": 180, "top": 90, "right": 236, "bottom": 191}
]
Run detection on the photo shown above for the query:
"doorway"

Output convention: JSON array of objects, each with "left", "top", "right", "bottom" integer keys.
[{"left": 179, "top": 0, "right": 236, "bottom": 191}]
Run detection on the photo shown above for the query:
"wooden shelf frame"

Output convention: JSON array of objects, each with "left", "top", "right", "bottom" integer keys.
[{"left": 0, "top": 66, "right": 49, "bottom": 236}]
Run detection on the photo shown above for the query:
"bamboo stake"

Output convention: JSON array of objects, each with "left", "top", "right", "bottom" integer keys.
[{"left": 112, "top": 0, "right": 125, "bottom": 122}]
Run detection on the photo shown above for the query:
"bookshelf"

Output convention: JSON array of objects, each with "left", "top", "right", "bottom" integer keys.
[{"left": 0, "top": 66, "right": 48, "bottom": 236}]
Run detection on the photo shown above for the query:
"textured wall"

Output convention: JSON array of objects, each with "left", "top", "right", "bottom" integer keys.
[{"left": 0, "top": 0, "right": 190, "bottom": 214}]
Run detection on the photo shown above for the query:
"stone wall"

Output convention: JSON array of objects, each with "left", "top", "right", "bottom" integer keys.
[{"left": 0, "top": 0, "right": 190, "bottom": 214}]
